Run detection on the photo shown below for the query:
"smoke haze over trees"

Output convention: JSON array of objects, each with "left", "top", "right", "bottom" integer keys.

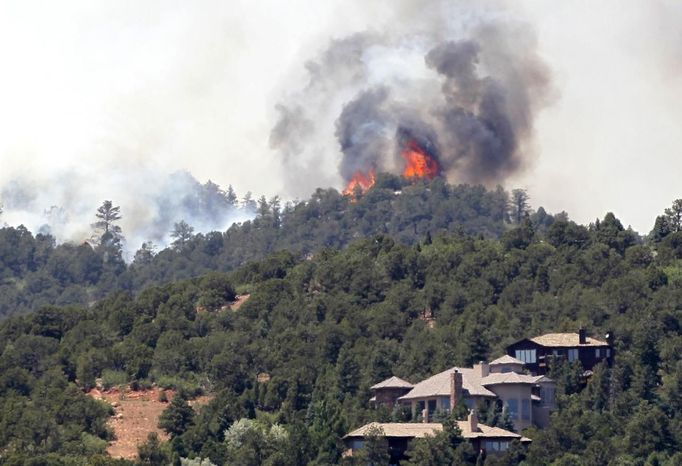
[
  {"left": 2, "top": 2, "right": 682, "bottom": 235},
  {"left": 0, "top": 177, "right": 514, "bottom": 319},
  {"left": 0, "top": 171, "right": 255, "bottom": 259}
]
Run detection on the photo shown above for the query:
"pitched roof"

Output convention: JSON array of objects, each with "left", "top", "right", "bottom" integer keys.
[
  {"left": 460, "top": 422, "right": 529, "bottom": 441},
  {"left": 480, "top": 372, "right": 542, "bottom": 386},
  {"left": 398, "top": 367, "right": 496, "bottom": 401},
  {"left": 532, "top": 375, "right": 554, "bottom": 384},
  {"left": 344, "top": 422, "right": 529, "bottom": 442},
  {"left": 370, "top": 376, "right": 413, "bottom": 390},
  {"left": 489, "top": 355, "right": 525, "bottom": 366},
  {"left": 345, "top": 422, "right": 442, "bottom": 439},
  {"left": 529, "top": 333, "right": 608, "bottom": 347}
]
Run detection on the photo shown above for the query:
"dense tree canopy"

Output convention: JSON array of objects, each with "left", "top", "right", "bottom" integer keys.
[
  {"left": 1, "top": 180, "right": 682, "bottom": 465},
  {"left": 0, "top": 177, "right": 512, "bottom": 319}
]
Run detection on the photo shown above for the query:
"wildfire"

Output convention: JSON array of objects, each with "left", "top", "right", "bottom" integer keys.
[
  {"left": 401, "top": 139, "right": 440, "bottom": 180},
  {"left": 343, "top": 169, "right": 376, "bottom": 196}
]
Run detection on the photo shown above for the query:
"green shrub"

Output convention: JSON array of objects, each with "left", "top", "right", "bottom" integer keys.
[{"left": 101, "top": 370, "right": 128, "bottom": 390}]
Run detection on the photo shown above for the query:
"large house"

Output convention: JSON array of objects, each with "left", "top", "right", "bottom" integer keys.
[
  {"left": 506, "top": 328, "right": 614, "bottom": 375},
  {"left": 370, "top": 355, "right": 556, "bottom": 432},
  {"left": 344, "top": 410, "right": 531, "bottom": 464}
]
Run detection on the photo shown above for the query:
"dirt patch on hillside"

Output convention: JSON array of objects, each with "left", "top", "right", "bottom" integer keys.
[
  {"left": 89, "top": 386, "right": 212, "bottom": 460},
  {"left": 197, "top": 294, "right": 251, "bottom": 314},
  {"left": 229, "top": 293, "right": 250, "bottom": 310}
]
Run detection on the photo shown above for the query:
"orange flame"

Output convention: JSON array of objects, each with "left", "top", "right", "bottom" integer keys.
[
  {"left": 343, "top": 169, "right": 376, "bottom": 196},
  {"left": 401, "top": 139, "right": 440, "bottom": 179}
]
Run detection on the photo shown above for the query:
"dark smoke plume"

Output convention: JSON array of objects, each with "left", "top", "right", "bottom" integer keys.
[{"left": 271, "top": 10, "right": 551, "bottom": 194}]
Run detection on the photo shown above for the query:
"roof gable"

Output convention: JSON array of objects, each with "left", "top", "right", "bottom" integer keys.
[
  {"left": 489, "top": 355, "right": 525, "bottom": 366},
  {"left": 399, "top": 367, "right": 496, "bottom": 400},
  {"left": 371, "top": 376, "right": 413, "bottom": 390}
]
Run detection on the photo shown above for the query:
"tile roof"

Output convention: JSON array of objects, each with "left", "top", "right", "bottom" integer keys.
[
  {"left": 398, "top": 367, "right": 496, "bottom": 400},
  {"left": 344, "top": 422, "right": 529, "bottom": 441},
  {"left": 480, "top": 372, "right": 542, "bottom": 386},
  {"left": 530, "top": 333, "right": 608, "bottom": 347},
  {"left": 345, "top": 423, "right": 442, "bottom": 439},
  {"left": 370, "top": 376, "right": 413, "bottom": 390},
  {"left": 489, "top": 355, "right": 525, "bottom": 366},
  {"left": 461, "top": 422, "right": 529, "bottom": 441}
]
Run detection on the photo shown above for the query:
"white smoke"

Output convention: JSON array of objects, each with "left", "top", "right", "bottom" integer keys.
[
  {"left": 1, "top": 0, "right": 682, "bottom": 237},
  {"left": 0, "top": 169, "right": 254, "bottom": 259}
]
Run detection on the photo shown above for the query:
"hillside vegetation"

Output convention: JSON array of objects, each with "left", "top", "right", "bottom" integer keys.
[
  {"left": 0, "top": 175, "right": 510, "bottom": 319},
  {"left": 2, "top": 192, "right": 682, "bottom": 464}
]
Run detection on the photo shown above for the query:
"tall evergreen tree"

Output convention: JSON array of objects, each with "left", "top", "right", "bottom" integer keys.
[
  {"left": 664, "top": 199, "right": 682, "bottom": 232},
  {"left": 158, "top": 395, "right": 195, "bottom": 437},
  {"left": 92, "top": 200, "right": 122, "bottom": 239},
  {"left": 509, "top": 189, "right": 530, "bottom": 224},
  {"left": 226, "top": 185, "right": 238, "bottom": 207},
  {"left": 171, "top": 221, "right": 195, "bottom": 251}
]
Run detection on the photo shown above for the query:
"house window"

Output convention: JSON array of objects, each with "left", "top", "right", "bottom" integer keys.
[
  {"left": 540, "top": 387, "right": 555, "bottom": 406},
  {"left": 568, "top": 349, "right": 579, "bottom": 362},
  {"left": 501, "top": 367, "right": 511, "bottom": 373},
  {"left": 351, "top": 439, "right": 364, "bottom": 450},
  {"left": 522, "top": 399, "right": 531, "bottom": 420},
  {"left": 506, "top": 399, "right": 519, "bottom": 420},
  {"left": 484, "top": 441, "right": 509, "bottom": 452},
  {"left": 595, "top": 348, "right": 600, "bottom": 358},
  {"left": 485, "top": 441, "right": 499, "bottom": 451},
  {"left": 427, "top": 399, "right": 437, "bottom": 420},
  {"left": 441, "top": 398, "right": 450, "bottom": 411},
  {"left": 606, "top": 348, "right": 611, "bottom": 358},
  {"left": 515, "top": 349, "right": 537, "bottom": 364}
]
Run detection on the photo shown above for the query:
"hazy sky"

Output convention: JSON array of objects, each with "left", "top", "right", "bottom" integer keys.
[{"left": 0, "top": 0, "right": 681, "bottom": 236}]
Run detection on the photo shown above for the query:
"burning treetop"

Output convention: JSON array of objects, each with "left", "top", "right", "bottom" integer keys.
[
  {"left": 401, "top": 139, "right": 440, "bottom": 180},
  {"left": 271, "top": 18, "right": 550, "bottom": 198}
]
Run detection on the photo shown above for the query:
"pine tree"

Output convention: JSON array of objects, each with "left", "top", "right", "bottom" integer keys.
[
  {"left": 242, "top": 191, "right": 257, "bottom": 213},
  {"left": 664, "top": 199, "right": 682, "bottom": 232},
  {"left": 133, "top": 241, "right": 156, "bottom": 265},
  {"left": 171, "top": 221, "right": 195, "bottom": 251},
  {"left": 509, "top": 189, "right": 530, "bottom": 224},
  {"left": 354, "top": 425, "right": 389, "bottom": 466},
  {"left": 92, "top": 200, "right": 124, "bottom": 264},
  {"left": 158, "top": 395, "right": 195, "bottom": 437},
  {"left": 92, "top": 200, "right": 122, "bottom": 238},
  {"left": 226, "top": 184, "right": 238, "bottom": 207}
]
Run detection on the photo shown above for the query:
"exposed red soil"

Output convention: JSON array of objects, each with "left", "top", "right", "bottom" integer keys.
[{"left": 88, "top": 386, "right": 211, "bottom": 460}]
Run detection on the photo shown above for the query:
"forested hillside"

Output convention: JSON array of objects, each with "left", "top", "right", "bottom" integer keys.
[
  {"left": 2, "top": 200, "right": 682, "bottom": 465},
  {"left": 0, "top": 175, "right": 513, "bottom": 319}
]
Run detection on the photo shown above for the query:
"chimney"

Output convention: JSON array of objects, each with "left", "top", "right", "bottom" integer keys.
[
  {"left": 474, "top": 361, "right": 489, "bottom": 378},
  {"left": 450, "top": 370, "right": 462, "bottom": 411},
  {"left": 468, "top": 409, "right": 478, "bottom": 432},
  {"left": 605, "top": 330, "right": 614, "bottom": 347},
  {"left": 578, "top": 327, "right": 587, "bottom": 345}
]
